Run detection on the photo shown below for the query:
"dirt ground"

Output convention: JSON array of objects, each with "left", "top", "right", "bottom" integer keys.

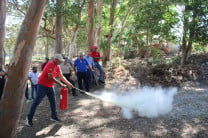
[
  {"left": 16, "top": 81, "right": 208, "bottom": 138},
  {"left": 15, "top": 57, "right": 208, "bottom": 138}
]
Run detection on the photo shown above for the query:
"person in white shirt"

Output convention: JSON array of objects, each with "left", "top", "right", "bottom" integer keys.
[
  {"left": 84, "top": 51, "right": 95, "bottom": 89},
  {"left": 29, "top": 67, "right": 39, "bottom": 99},
  {"left": 60, "top": 59, "right": 77, "bottom": 96}
]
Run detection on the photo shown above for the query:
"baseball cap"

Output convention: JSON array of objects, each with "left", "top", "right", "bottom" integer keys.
[
  {"left": 53, "top": 54, "right": 64, "bottom": 62},
  {"left": 93, "top": 46, "right": 97, "bottom": 49}
]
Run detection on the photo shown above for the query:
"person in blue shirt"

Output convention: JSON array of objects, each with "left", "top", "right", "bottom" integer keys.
[
  {"left": 74, "top": 52, "right": 94, "bottom": 93},
  {"left": 84, "top": 51, "right": 95, "bottom": 89}
]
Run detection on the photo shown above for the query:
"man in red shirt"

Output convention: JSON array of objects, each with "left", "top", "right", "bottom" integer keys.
[
  {"left": 41, "top": 57, "right": 49, "bottom": 71},
  {"left": 91, "top": 46, "right": 104, "bottom": 83},
  {"left": 26, "top": 54, "right": 73, "bottom": 127}
]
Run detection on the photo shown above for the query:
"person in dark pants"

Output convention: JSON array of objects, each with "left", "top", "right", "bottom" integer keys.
[
  {"left": 26, "top": 54, "right": 73, "bottom": 127},
  {"left": 0, "top": 64, "right": 5, "bottom": 100},
  {"left": 60, "top": 59, "right": 77, "bottom": 96},
  {"left": 25, "top": 83, "right": 30, "bottom": 102},
  {"left": 84, "top": 51, "right": 95, "bottom": 89},
  {"left": 74, "top": 52, "right": 94, "bottom": 93}
]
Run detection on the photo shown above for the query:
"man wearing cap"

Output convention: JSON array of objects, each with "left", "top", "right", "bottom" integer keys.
[
  {"left": 91, "top": 46, "right": 104, "bottom": 83},
  {"left": 26, "top": 54, "right": 73, "bottom": 127}
]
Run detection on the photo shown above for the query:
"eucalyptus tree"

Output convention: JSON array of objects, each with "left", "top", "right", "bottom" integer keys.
[
  {"left": 54, "top": 0, "right": 64, "bottom": 54},
  {"left": 0, "top": 0, "right": 7, "bottom": 65},
  {"left": 129, "top": 0, "right": 179, "bottom": 58},
  {"left": 0, "top": 0, "right": 47, "bottom": 137},
  {"left": 103, "top": 0, "right": 117, "bottom": 64},
  {"left": 94, "top": 0, "right": 103, "bottom": 49},
  {"left": 180, "top": 0, "right": 208, "bottom": 64},
  {"left": 115, "top": 0, "right": 135, "bottom": 56},
  {"left": 87, "top": 0, "right": 95, "bottom": 50},
  {"left": 63, "top": 0, "right": 86, "bottom": 59}
]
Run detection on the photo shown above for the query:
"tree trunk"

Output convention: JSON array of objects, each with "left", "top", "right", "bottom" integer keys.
[
  {"left": 115, "top": 7, "right": 133, "bottom": 57},
  {"left": 68, "top": 27, "right": 79, "bottom": 59},
  {"left": 87, "top": 0, "right": 94, "bottom": 51},
  {"left": 54, "top": 0, "right": 63, "bottom": 54},
  {"left": 43, "top": 37, "right": 49, "bottom": 58},
  {"left": 68, "top": 0, "right": 85, "bottom": 59},
  {"left": 45, "top": 38, "right": 49, "bottom": 58},
  {"left": 181, "top": 6, "right": 195, "bottom": 64},
  {"left": 181, "top": 32, "right": 194, "bottom": 64},
  {"left": 103, "top": 0, "right": 117, "bottom": 64},
  {"left": 0, "top": 0, "right": 47, "bottom": 137},
  {"left": 0, "top": 0, "right": 6, "bottom": 65},
  {"left": 94, "top": 0, "right": 103, "bottom": 49}
]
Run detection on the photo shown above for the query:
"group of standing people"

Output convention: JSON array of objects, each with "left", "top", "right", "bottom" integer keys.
[
  {"left": 26, "top": 45, "right": 105, "bottom": 127},
  {"left": 73, "top": 46, "right": 105, "bottom": 93}
]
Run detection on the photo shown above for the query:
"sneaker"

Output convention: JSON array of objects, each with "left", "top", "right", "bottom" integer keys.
[
  {"left": 26, "top": 117, "right": 33, "bottom": 127},
  {"left": 50, "top": 117, "right": 61, "bottom": 122}
]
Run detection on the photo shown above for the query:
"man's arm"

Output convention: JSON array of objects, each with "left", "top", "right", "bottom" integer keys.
[
  {"left": 58, "top": 71, "right": 73, "bottom": 88},
  {"left": 87, "top": 65, "right": 94, "bottom": 72},
  {"left": 48, "top": 73, "right": 66, "bottom": 88},
  {"left": 28, "top": 77, "right": 33, "bottom": 85}
]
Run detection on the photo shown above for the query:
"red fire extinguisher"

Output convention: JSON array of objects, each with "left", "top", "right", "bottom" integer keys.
[{"left": 60, "top": 88, "right": 68, "bottom": 110}]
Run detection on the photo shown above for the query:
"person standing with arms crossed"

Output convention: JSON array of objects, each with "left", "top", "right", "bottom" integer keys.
[{"left": 26, "top": 54, "right": 73, "bottom": 127}]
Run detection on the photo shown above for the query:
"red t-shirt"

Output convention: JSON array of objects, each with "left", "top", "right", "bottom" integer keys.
[
  {"left": 41, "top": 62, "right": 48, "bottom": 71},
  {"left": 38, "top": 61, "right": 61, "bottom": 88},
  {"left": 91, "top": 51, "right": 100, "bottom": 62}
]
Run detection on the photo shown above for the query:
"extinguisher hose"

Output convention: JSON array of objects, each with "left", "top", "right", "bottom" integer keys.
[
  {"left": 72, "top": 86, "right": 97, "bottom": 98},
  {"left": 72, "top": 86, "right": 90, "bottom": 94}
]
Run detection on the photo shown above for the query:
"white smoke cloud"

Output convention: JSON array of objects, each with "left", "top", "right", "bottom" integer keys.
[{"left": 87, "top": 86, "right": 177, "bottom": 119}]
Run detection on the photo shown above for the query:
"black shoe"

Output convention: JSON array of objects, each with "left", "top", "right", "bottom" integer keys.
[
  {"left": 26, "top": 117, "right": 33, "bottom": 127},
  {"left": 99, "top": 80, "right": 105, "bottom": 84},
  {"left": 50, "top": 117, "right": 61, "bottom": 122},
  {"left": 72, "top": 94, "right": 78, "bottom": 96}
]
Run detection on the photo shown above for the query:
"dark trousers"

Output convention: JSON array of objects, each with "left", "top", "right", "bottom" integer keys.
[
  {"left": 86, "top": 69, "right": 92, "bottom": 89},
  {"left": 63, "top": 73, "right": 76, "bottom": 96},
  {"left": 27, "top": 84, "right": 57, "bottom": 120},
  {"left": 0, "top": 79, "right": 5, "bottom": 99},
  {"left": 77, "top": 72, "right": 89, "bottom": 92},
  {"left": 25, "top": 83, "right": 29, "bottom": 100}
]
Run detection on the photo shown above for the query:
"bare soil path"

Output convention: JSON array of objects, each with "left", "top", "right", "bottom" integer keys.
[{"left": 16, "top": 83, "right": 208, "bottom": 138}]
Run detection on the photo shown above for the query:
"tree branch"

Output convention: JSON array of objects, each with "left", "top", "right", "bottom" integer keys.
[{"left": 8, "top": 1, "right": 26, "bottom": 16}]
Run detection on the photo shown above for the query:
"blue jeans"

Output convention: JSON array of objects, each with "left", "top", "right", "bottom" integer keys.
[
  {"left": 31, "top": 84, "right": 38, "bottom": 99},
  {"left": 86, "top": 69, "right": 92, "bottom": 89},
  {"left": 27, "top": 84, "right": 57, "bottom": 120},
  {"left": 94, "top": 62, "right": 104, "bottom": 81}
]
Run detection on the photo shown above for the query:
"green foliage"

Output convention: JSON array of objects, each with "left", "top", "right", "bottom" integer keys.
[
  {"left": 192, "top": 44, "right": 206, "bottom": 53},
  {"left": 5, "top": 0, "right": 208, "bottom": 61},
  {"left": 150, "top": 46, "right": 163, "bottom": 59}
]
